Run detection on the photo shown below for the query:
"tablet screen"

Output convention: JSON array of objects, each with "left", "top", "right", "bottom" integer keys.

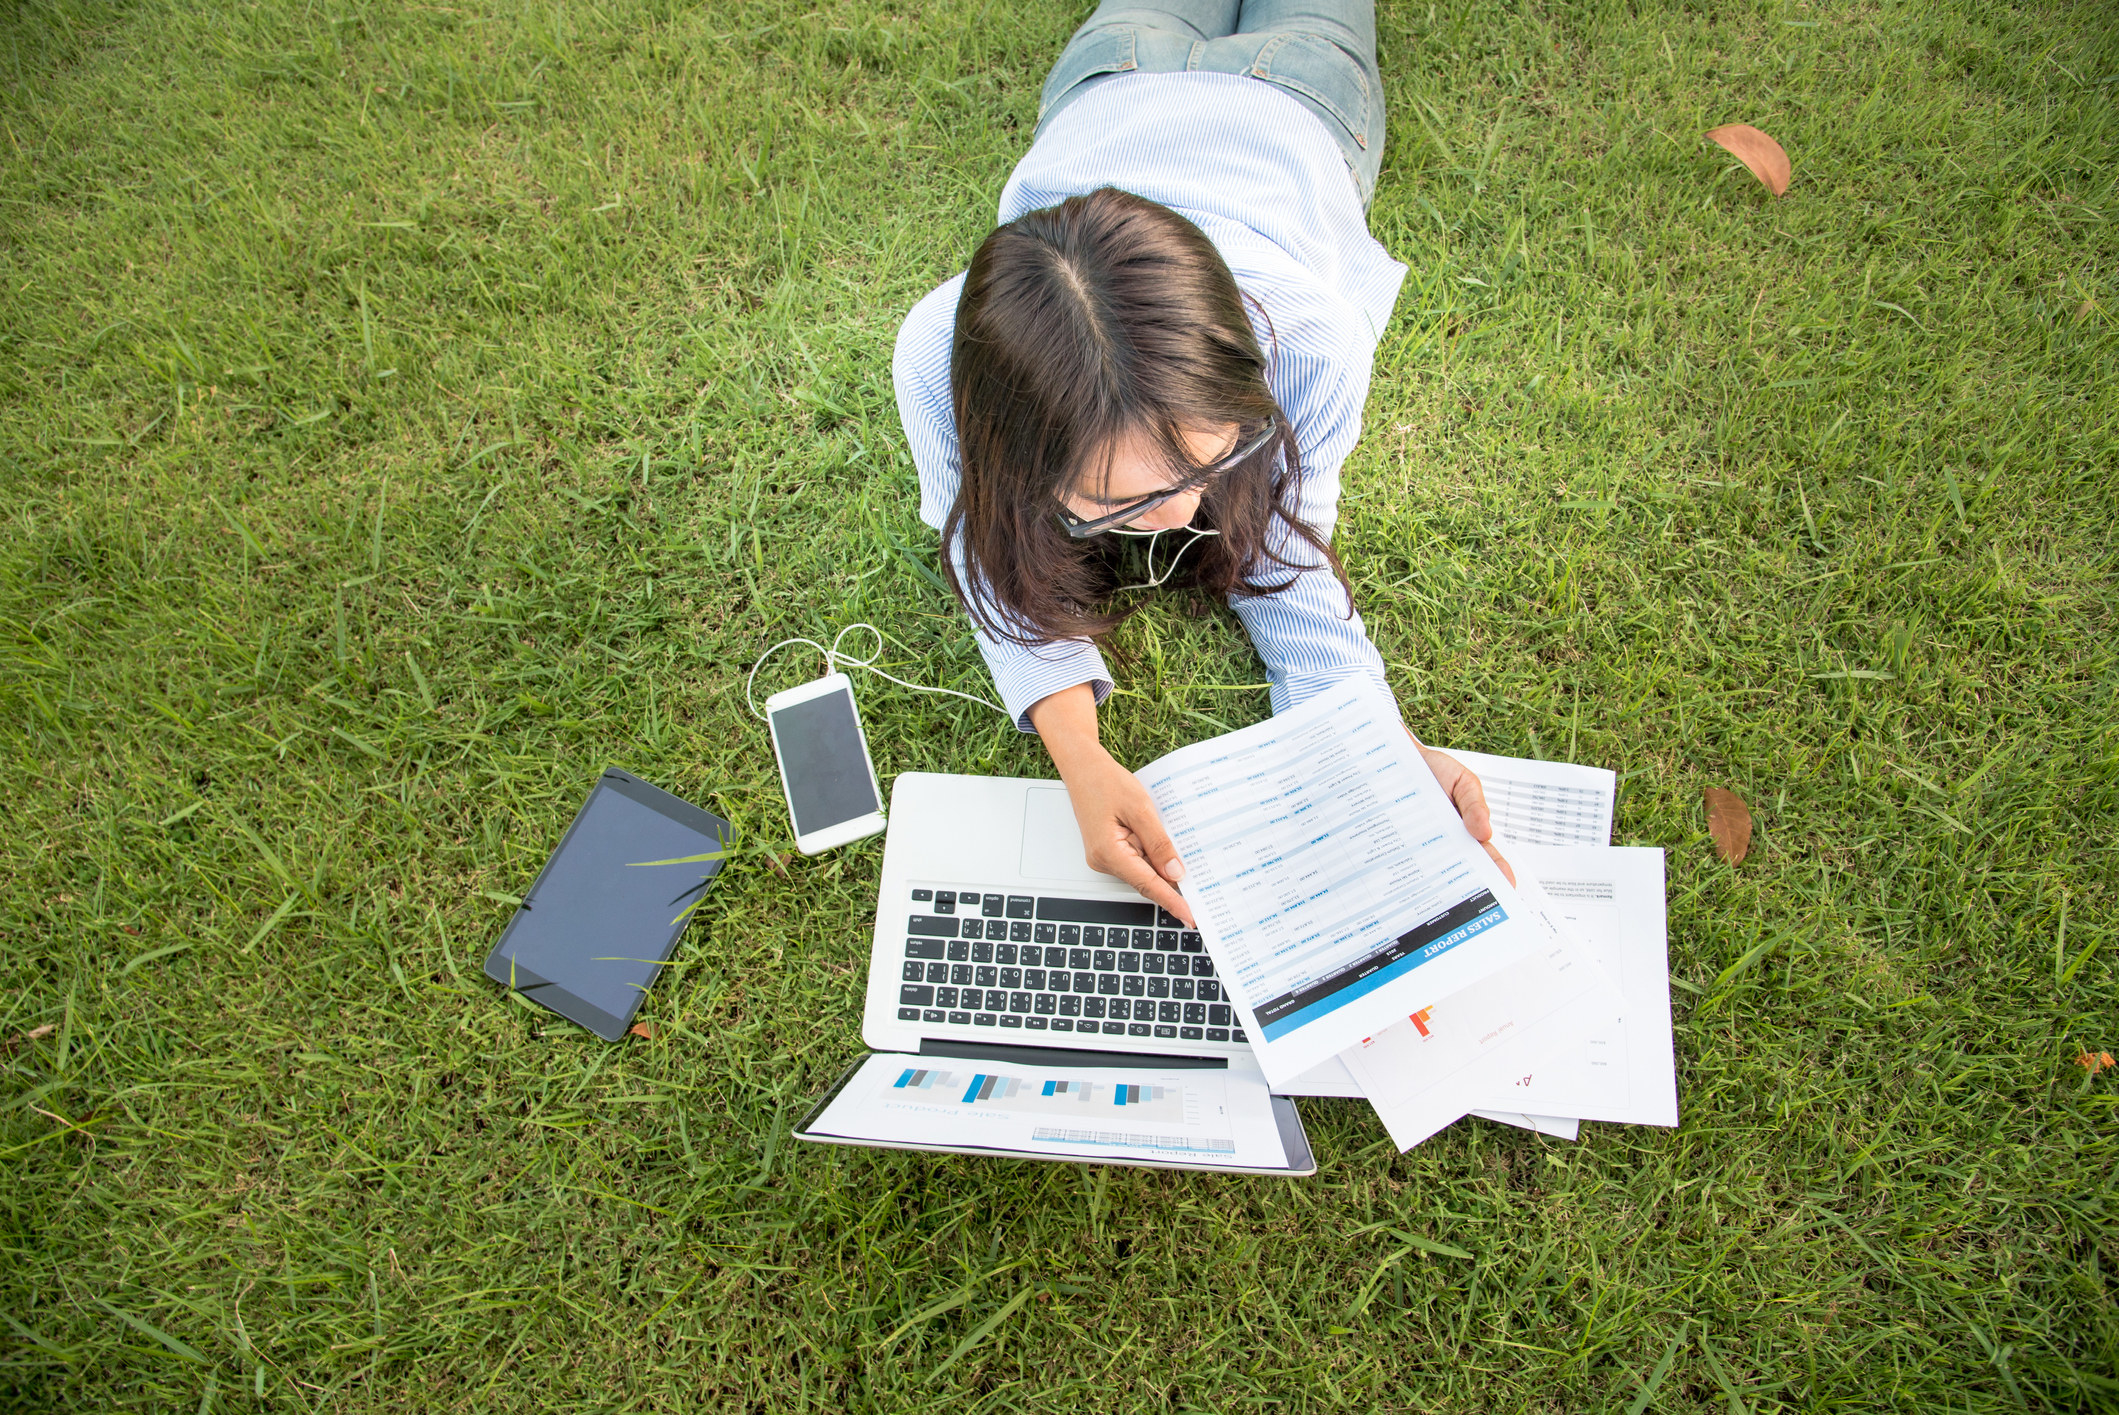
[{"left": 484, "top": 773, "right": 729, "bottom": 1036}]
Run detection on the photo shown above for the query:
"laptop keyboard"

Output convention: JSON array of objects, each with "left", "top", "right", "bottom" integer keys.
[{"left": 892, "top": 886, "right": 1248, "bottom": 1046}]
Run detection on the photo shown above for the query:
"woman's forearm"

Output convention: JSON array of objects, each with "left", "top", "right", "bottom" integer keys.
[{"left": 1027, "top": 682, "right": 1107, "bottom": 776}]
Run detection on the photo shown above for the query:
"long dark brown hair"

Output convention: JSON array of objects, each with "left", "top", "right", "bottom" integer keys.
[{"left": 943, "top": 186, "right": 1349, "bottom": 646}]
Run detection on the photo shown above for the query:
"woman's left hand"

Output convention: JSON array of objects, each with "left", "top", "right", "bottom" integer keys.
[{"left": 1414, "top": 741, "right": 1517, "bottom": 887}]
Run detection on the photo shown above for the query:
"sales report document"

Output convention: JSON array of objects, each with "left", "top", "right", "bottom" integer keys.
[{"left": 1137, "top": 684, "right": 1543, "bottom": 1088}]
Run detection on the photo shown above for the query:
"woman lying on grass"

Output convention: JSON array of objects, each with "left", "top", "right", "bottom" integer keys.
[{"left": 893, "top": 0, "right": 1510, "bottom": 924}]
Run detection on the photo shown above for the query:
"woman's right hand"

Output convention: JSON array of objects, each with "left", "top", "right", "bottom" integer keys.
[{"left": 1028, "top": 684, "right": 1196, "bottom": 928}]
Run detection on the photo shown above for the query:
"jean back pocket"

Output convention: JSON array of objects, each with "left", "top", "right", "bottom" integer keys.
[
  {"left": 1038, "top": 26, "right": 1139, "bottom": 124},
  {"left": 1249, "top": 32, "right": 1370, "bottom": 149}
]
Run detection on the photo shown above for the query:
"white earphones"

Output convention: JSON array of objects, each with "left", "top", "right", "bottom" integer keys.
[{"left": 1106, "top": 523, "right": 1221, "bottom": 592}]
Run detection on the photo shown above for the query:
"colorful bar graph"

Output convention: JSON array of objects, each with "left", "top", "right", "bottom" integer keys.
[
  {"left": 893, "top": 1069, "right": 949, "bottom": 1091},
  {"left": 959, "top": 1074, "right": 1022, "bottom": 1105}
]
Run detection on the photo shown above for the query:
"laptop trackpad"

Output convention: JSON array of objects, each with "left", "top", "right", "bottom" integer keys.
[{"left": 1019, "top": 787, "right": 1120, "bottom": 883}]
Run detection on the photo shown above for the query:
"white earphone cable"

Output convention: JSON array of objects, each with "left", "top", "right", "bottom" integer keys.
[
  {"left": 745, "top": 622, "right": 1010, "bottom": 722},
  {"left": 1108, "top": 523, "right": 1220, "bottom": 593}
]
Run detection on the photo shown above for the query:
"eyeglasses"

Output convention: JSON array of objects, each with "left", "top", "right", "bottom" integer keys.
[{"left": 1054, "top": 419, "right": 1279, "bottom": 538}]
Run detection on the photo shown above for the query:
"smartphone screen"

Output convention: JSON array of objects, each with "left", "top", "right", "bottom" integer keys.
[{"left": 770, "top": 684, "right": 881, "bottom": 838}]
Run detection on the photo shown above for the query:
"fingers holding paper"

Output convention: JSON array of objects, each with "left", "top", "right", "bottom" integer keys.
[
  {"left": 1064, "top": 749, "right": 1197, "bottom": 927},
  {"left": 1414, "top": 740, "right": 1517, "bottom": 887}
]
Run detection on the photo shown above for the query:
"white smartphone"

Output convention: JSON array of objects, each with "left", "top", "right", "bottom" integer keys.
[{"left": 765, "top": 672, "right": 887, "bottom": 854}]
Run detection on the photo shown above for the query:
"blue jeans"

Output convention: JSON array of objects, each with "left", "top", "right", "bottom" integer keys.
[{"left": 1035, "top": 0, "right": 1385, "bottom": 207}]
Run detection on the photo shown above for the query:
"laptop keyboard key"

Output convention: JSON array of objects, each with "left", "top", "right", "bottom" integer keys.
[
  {"left": 1233, "top": 1029, "right": 1248, "bottom": 1043},
  {"left": 1128, "top": 1023, "right": 1151, "bottom": 1037},
  {"left": 899, "top": 985, "right": 935, "bottom": 1007},
  {"left": 1117, "top": 952, "right": 1140, "bottom": 972},
  {"left": 1181, "top": 932, "right": 1204, "bottom": 952},
  {"left": 1025, "top": 1016, "right": 1047, "bottom": 1030},
  {"left": 1010, "top": 921, "right": 1032, "bottom": 942},
  {"left": 974, "top": 1012, "right": 998, "bottom": 1027},
  {"left": 908, "top": 916, "right": 958, "bottom": 937},
  {"left": 924, "top": 1009, "right": 946, "bottom": 1023},
  {"left": 1006, "top": 895, "right": 1034, "bottom": 919},
  {"left": 901, "top": 961, "right": 924, "bottom": 982},
  {"left": 937, "top": 988, "right": 959, "bottom": 1008},
  {"left": 972, "top": 940, "right": 994, "bottom": 963},
  {"left": 982, "top": 894, "right": 1005, "bottom": 917},
  {"left": 950, "top": 964, "right": 972, "bottom": 985},
  {"left": 1154, "top": 1025, "right": 1176, "bottom": 1038},
  {"left": 1023, "top": 969, "right": 1045, "bottom": 990},
  {"left": 1082, "top": 927, "right": 1105, "bottom": 947},
  {"left": 1009, "top": 992, "right": 1031, "bottom": 1013},
  {"left": 1108, "top": 1000, "right": 1131, "bottom": 1021},
  {"left": 912, "top": 888, "right": 933, "bottom": 902},
  {"left": 947, "top": 940, "right": 969, "bottom": 962},
  {"left": 1058, "top": 996, "right": 1081, "bottom": 1016},
  {"left": 1172, "top": 978, "right": 1195, "bottom": 1000},
  {"left": 898, "top": 1007, "right": 919, "bottom": 1021},
  {"left": 1071, "top": 949, "right": 1092, "bottom": 970},
  {"left": 1033, "top": 993, "right": 1056, "bottom": 1014},
  {"left": 1140, "top": 954, "right": 1163, "bottom": 976},
  {"left": 1209, "top": 1004, "right": 1231, "bottom": 1026},
  {"left": 1044, "top": 947, "right": 1067, "bottom": 968},
  {"left": 1157, "top": 907, "right": 1183, "bottom": 928},
  {"left": 1158, "top": 1001, "right": 1181, "bottom": 1023},
  {"left": 1183, "top": 1003, "right": 1205, "bottom": 1025},
  {"left": 948, "top": 1011, "right": 971, "bottom": 1025},
  {"left": 1082, "top": 998, "right": 1106, "bottom": 1019},
  {"left": 998, "top": 967, "right": 1021, "bottom": 988},
  {"left": 999, "top": 1015, "right": 1022, "bottom": 1029},
  {"left": 1103, "top": 1022, "right": 1126, "bottom": 1035},
  {"left": 1180, "top": 1026, "right": 1203, "bottom": 1040},
  {"left": 1120, "top": 975, "right": 1145, "bottom": 997},
  {"left": 995, "top": 944, "right": 1016, "bottom": 965},
  {"left": 1156, "top": 930, "right": 1179, "bottom": 951},
  {"left": 1096, "top": 974, "right": 1120, "bottom": 996},
  {"left": 1206, "top": 1028, "right": 1229, "bottom": 1041},
  {"left": 906, "top": 939, "right": 945, "bottom": 960},
  {"left": 1051, "top": 1018, "right": 1074, "bottom": 1032},
  {"left": 975, "top": 966, "right": 997, "bottom": 988},
  {"left": 1033, "top": 923, "right": 1056, "bottom": 944},
  {"left": 1197, "top": 981, "right": 1221, "bottom": 1001}
]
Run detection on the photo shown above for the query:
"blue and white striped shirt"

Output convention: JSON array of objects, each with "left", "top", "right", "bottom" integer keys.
[{"left": 893, "top": 71, "right": 1409, "bottom": 732}]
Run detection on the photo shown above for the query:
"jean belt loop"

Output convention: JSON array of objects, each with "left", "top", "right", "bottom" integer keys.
[{"left": 1186, "top": 39, "right": 1203, "bottom": 72}]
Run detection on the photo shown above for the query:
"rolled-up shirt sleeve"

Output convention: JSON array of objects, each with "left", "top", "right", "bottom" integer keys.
[{"left": 893, "top": 276, "right": 1114, "bottom": 732}]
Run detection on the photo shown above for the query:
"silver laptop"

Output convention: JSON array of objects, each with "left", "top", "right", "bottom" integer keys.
[{"left": 860, "top": 772, "right": 1254, "bottom": 1058}]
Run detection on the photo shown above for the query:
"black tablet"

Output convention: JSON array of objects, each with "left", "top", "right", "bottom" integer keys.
[{"left": 483, "top": 769, "right": 731, "bottom": 1040}]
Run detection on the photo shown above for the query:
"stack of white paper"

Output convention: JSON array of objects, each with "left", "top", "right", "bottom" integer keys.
[{"left": 1135, "top": 688, "right": 1678, "bottom": 1152}]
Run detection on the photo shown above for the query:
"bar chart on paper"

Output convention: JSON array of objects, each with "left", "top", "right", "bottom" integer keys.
[
  {"left": 805, "top": 1051, "right": 1294, "bottom": 1170},
  {"left": 939, "top": 1071, "right": 1189, "bottom": 1123}
]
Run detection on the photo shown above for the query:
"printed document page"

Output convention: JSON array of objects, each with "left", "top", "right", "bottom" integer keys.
[
  {"left": 1137, "top": 685, "right": 1541, "bottom": 1089},
  {"left": 800, "top": 1052, "right": 1290, "bottom": 1171},
  {"left": 1271, "top": 1058, "right": 1582, "bottom": 1140},
  {"left": 1449, "top": 845, "right": 1677, "bottom": 1126},
  {"left": 1474, "top": 1110, "right": 1581, "bottom": 1140},
  {"left": 1338, "top": 875, "right": 1623, "bottom": 1150},
  {"left": 1434, "top": 747, "right": 1616, "bottom": 849}
]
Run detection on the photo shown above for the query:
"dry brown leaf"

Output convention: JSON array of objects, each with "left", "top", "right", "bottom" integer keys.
[
  {"left": 2075, "top": 1051, "right": 2114, "bottom": 1075},
  {"left": 3, "top": 1023, "right": 57, "bottom": 1053},
  {"left": 1704, "top": 124, "right": 1792, "bottom": 196},
  {"left": 1705, "top": 787, "right": 1753, "bottom": 864},
  {"left": 628, "top": 1022, "right": 656, "bottom": 1040}
]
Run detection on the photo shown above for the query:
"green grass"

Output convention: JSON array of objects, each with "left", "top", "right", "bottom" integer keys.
[{"left": 2, "top": 0, "right": 2115, "bottom": 1407}]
